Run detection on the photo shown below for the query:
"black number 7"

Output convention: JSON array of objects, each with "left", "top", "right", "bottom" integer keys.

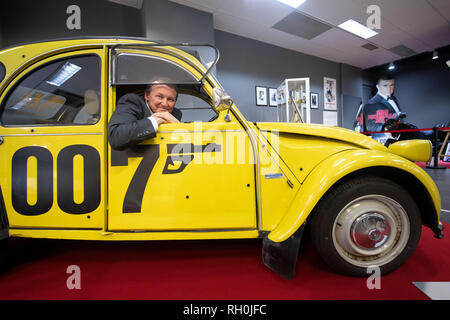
[{"left": 111, "top": 145, "right": 159, "bottom": 213}]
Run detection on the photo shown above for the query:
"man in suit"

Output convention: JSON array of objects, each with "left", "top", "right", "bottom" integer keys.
[
  {"left": 354, "top": 75, "right": 401, "bottom": 132},
  {"left": 108, "top": 83, "right": 182, "bottom": 150}
]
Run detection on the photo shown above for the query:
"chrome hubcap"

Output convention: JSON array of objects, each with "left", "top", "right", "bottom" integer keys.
[
  {"left": 333, "top": 195, "right": 410, "bottom": 268},
  {"left": 351, "top": 213, "right": 391, "bottom": 249}
]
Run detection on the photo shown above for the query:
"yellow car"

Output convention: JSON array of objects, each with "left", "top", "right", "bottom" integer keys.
[{"left": 0, "top": 37, "right": 443, "bottom": 278}]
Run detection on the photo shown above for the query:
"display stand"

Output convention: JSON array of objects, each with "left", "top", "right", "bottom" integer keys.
[{"left": 276, "top": 78, "right": 310, "bottom": 123}]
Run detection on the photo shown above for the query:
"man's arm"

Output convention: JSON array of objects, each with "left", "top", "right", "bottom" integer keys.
[{"left": 107, "top": 94, "right": 156, "bottom": 150}]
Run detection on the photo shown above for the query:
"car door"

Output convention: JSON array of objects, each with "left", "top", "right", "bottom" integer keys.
[
  {"left": 107, "top": 48, "right": 257, "bottom": 231},
  {"left": 0, "top": 50, "right": 107, "bottom": 231}
]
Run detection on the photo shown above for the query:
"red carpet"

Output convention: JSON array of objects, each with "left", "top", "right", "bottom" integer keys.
[
  {"left": 415, "top": 160, "right": 450, "bottom": 169},
  {"left": 0, "top": 223, "right": 449, "bottom": 300}
]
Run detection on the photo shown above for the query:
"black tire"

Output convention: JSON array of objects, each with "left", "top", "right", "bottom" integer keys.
[{"left": 310, "top": 176, "right": 422, "bottom": 277}]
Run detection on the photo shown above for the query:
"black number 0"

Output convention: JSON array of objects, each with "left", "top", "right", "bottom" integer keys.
[
  {"left": 11, "top": 145, "right": 101, "bottom": 216},
  {"left": 12, "top": 146, "right": 54, "bottom": 216}
]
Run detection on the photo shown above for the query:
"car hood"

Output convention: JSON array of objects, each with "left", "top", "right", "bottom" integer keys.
[{"left": 256, "top": 122, "right": 387, "bottom": 152}]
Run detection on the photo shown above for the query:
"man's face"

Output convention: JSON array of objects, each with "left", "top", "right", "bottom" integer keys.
[
  {"left": 145, "top": 84, "right": 177, "bottom": 113},
  {"left": 377, "top": 80, "right": 395, "bottom": 97}
]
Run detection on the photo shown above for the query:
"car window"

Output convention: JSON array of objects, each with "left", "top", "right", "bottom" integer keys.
[
  {"left": 1, "top": 55, "right": 101, "bottom": 126},
  {"left": 177, "top": 92, "right": 217, "bottom": 122},
  {"left": 113, "top": 53, "right": 199, "bottom": 86}
]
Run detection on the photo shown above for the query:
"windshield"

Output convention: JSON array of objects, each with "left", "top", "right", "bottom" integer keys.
[
  {"left": 113, "top": 53, "right": 199, "bottom": 85},
  {"left": 111, "top": 44, "right": 219, "bottom": 86}
]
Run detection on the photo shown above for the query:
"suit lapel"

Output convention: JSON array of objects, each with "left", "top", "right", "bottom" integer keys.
[{"left": 140, "top": 97, "right": 151, "bottom": 118}]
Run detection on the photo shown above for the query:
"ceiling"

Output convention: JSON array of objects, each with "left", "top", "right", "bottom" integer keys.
[{"left": 165, "top": 0, "right": 450, "bottom": 69}]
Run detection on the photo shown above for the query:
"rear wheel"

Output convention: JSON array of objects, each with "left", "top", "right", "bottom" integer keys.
[{"left": 310, "top": 176, "right": 422, "bottom": 277}]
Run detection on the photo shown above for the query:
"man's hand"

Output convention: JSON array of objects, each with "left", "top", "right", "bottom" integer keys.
[{"left": 152, "top": 111, "right": 180, "bottom": 125}]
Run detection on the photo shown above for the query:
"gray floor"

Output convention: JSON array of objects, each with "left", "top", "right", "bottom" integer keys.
[{"left": 423, "top": 167, "right": 450, "bottom": 224}]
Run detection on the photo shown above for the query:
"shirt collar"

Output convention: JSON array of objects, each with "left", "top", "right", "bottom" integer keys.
[
  {"left": 377, "top": 92, "right": 394, "bottom": 100},
  {"left": 377, "top": 92, "right": 389, "bottom": 100}
]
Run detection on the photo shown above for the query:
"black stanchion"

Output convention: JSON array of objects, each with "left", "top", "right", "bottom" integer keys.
[{"left": 426, "top": 126, "right": 446, "bottom": 169}]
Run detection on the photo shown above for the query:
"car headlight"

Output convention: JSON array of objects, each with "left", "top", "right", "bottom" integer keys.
[{"left": 387, "top": 139, "right": 432, "bottom": 162}]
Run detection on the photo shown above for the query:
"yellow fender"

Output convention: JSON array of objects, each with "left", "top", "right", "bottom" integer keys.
[{"left": 268, "top": 149, "right": 441, "bottom": 243}]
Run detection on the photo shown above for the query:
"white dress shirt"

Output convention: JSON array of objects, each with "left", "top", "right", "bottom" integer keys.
[
  {"left": 145, "top": 101, "right": 159, "bottom": 132},
  {"left": 377, "top": 92, "right": 400, "bottom": 114}
]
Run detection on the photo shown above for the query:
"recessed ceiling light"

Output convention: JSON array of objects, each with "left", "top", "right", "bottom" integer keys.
[
  {"left": 388, "top": 62, "right": 395, "bottom": 70},
  {"left": 277, "top": 0, "right": 307, "bottom": 8},
  {"left": 432, "top": 50, "right": 439, "bottom": 60},
  {"left": 338, "top": 19, "right": 378, "bottom": 39}
]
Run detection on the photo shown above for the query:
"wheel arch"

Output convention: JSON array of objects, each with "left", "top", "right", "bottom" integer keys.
[{"left": 267, "top": 149, "right": 441, "bottom": 243}]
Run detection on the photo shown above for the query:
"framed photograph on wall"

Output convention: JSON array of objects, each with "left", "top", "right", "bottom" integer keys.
[
  {"left": 310, "top": 92, "right": 319, "bottom": 109},
  {"left": 269, "top": 88, "right": 277, "bottom": 107},
  {"left": 256, "top": 86, "right": 267, "bottom": 106}
]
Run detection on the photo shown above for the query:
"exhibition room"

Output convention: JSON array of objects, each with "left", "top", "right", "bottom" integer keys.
[{"left": 0, "top": 0, "right": 449, "bottom": 304}]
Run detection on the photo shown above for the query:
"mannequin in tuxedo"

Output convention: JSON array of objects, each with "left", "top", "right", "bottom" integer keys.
[{"left": 354, "top": 75, "right": 401, "bottom": 132}]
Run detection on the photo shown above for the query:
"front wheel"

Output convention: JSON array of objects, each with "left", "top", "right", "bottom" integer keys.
[{"left": 310, "top": 176, "right": 422, "bottom": 277}]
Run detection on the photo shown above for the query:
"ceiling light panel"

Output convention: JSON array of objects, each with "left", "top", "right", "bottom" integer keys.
[
  {"left": 338, "top": 19, "right": 378, "bottom": 39},
  {"left": 277, "top": 0, "right": 307, "bottom": 8}
]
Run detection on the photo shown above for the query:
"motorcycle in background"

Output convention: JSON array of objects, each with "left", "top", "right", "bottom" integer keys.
[
  {"left": 372, "top": 113, "right": 447, "bottom": 154},
  {"left": 381, "top": 112, "right": 429, "bottom": 146}
]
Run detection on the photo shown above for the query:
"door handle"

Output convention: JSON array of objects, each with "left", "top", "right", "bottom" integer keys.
[{"left": 0, "top": 136, "right": 3, "bottom": 145}]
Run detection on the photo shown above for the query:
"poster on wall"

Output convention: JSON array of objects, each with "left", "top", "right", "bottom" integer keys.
[{"left": 323, "top": 77, "right": 337, "bottom": 110}]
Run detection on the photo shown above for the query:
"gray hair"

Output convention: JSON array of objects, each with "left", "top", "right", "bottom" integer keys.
[{"left": 145, "top": 83, "right": 178, "bottom": 100}]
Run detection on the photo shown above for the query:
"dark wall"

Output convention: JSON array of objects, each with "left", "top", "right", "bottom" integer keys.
[
  {"left": 0, "top": 0, "right": 144, "bottom": 49},
  {"left": 142, "top": 0, "right": 214, "bottom": 44},
  {"left": 215, "top": 30, "right": 350, "bottom": 124},
  {"left": 363, "top": 46, "right": 450, "bottom": 128},
  {"left": 341, "top": 64, "right": 363, "bottom": 129},
  {"left": 141, "top": 0, "right": 216, "bottom": 74}
]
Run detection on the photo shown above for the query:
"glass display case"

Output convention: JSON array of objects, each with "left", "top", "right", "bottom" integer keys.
[{"left": 276, "top": 78, "right": 310, "bottom": 123}]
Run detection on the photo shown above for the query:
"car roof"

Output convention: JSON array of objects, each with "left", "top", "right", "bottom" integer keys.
[
  {"left": 0, "top": 37, "right": 219, "bottom": 93},
  {"left": 1, "top": 36, "right": 160, "bottom": 51},
  {"left": 0, "top": 36, "right": 208, "bottom": 62}
]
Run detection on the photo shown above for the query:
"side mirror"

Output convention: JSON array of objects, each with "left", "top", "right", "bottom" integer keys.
[{"left": 212, "top": 87, "right": 233, "bottom": 111}]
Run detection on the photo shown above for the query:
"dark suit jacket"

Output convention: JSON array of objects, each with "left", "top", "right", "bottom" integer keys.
[
  {"left": 108, "top": 93, "right": 182, "bottom": 150},
  {"left": 367, "top": 93, "right": 400, "bottom": 107},
  {"left": 360, "top": 94, "right": 401, "bottom": 132}
]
